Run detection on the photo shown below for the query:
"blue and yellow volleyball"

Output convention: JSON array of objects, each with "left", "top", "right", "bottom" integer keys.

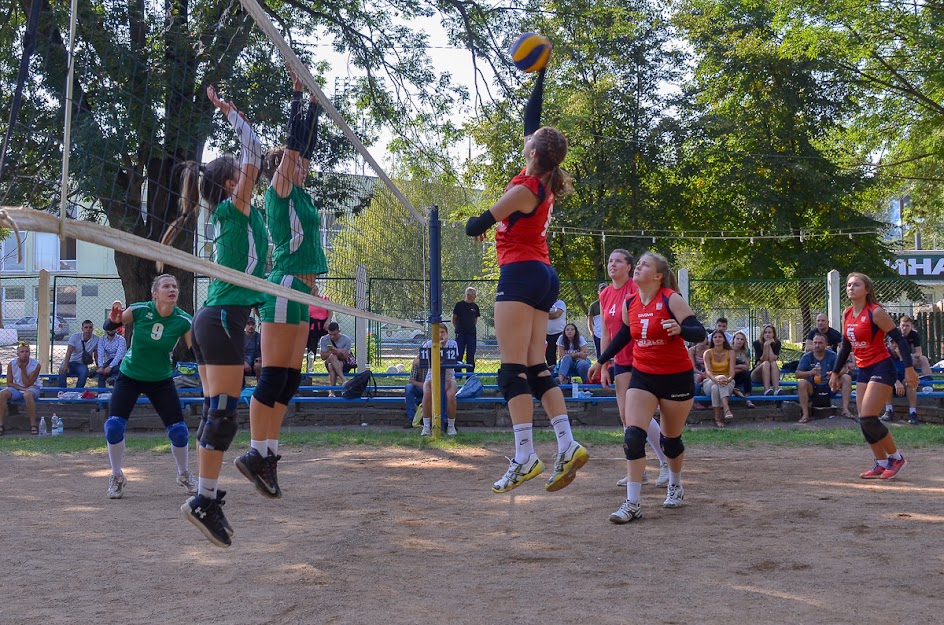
[{"left": 510, "top": 33, "right": 552, "bottom": 73}]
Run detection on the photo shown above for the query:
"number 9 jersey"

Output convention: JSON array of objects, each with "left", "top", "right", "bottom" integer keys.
[
  {"left": 625, "top": 287, "right": 693, "bottom": 375},
  {"left": 119, "top": 301, "right": 193, "bottom": 382},
  {"left": 495, "top": 169, "right": 554, "bottom": 266}
]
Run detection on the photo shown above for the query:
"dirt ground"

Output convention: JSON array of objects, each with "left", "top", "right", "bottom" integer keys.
[{"left": 3, "top": 441, "right": 943, "bottom": 624}]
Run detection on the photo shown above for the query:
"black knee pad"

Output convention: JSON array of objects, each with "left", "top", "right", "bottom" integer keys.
[
  {"left": 859, "top": 416, "right": 889, "bottom": 444},
  {"left": 253, "top": 366, "right": 290, "bottom": 408},
  {"left": 200, "top": 409, "right": 239, "bottom": 451},
  {"left": 623, "top": 425, "right": 648, "bottom": 460},
  {"left": 278, "top": 369, "right": 302, "bottom": 405},
  {"left": 526, "top": 363, "right": 558, "bottom": 401},
  {"left": 660, "top": 434, "right": 685, "bottom": 459},
  {"left": 497, "top": 363, "right": 530, "bottom": 401}
]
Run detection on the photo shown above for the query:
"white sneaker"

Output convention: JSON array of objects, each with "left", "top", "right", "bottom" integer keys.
[
  {"left": 420, "top": 424, "right": 431, "bottom": 437},
  {"left": 656, "top": 463, "right": 670, "bottom": 486},
  {"left": 446, "top": 424, "right": 457, "bottom": 436},
  {"left": 663, "top": 483, "right": 685, "bottom": 508},
  {"left": 177, "top": 471, "right": 198, "bottom": 495},
  {"left": 107, "top": 471, "right": 127, "bottom": 499},
  {"left": 616, "top": 476, "right": 628, "bottom": 487},
  {"left": 492, "top": 454, "right": 544, "bottom": 493},
  {"left": 617, "top": 471, "right": 648, "bottom": 487},
  {"left": 609, "top": 499, "right": 643, "bottom": 524}
]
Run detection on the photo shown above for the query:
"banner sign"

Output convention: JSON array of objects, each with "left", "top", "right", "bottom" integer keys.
[{"left": 892, "top": 252, "right": 944, "bottom": 280}]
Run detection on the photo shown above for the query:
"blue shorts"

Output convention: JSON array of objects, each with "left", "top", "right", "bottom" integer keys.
[
  {"left": 3, "top": 388, "right": 38, "bottom": 401},
  {"left": 857, "top": 358, "right": 897, "bottom": 387},
  {"left": 613, "top": 363, "right": 633, "bottom": 377},
  {"left": 496, "top": 261, "right": 560, "bottom": 312}
]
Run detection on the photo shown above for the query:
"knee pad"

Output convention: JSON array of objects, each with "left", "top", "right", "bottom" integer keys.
[
  {"left": 200, "top": 409, "right": 239, "bottom": 451},
  {"left": 660, "top": 434, "right": 685, "bottom": 459},
  {"left": 166, "top": 421, "right": 189, "bottom": 448},
  {"left": 252, "top": 366, "right": 290, "bottom": 408},
  {"left": 497, "top": 363, "right": 530, "bottom": 401},
  {"left": 104, "top": 416, "right": 126, "bottom": 445},
  {"left": 623, "top": 425, "right": 648, "bottom": 460},
  {"left": 859, "top": 416, "right": 889, "bottom": 444},
  {"left": 277, "top": 369, "right": 302, "bottom": 405},
  {"left": 526, "top": 363, "right": 558, "bottom": 401}
]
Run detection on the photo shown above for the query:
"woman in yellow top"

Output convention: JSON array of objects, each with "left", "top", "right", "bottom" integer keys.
[{"left": 702, "top": 330, "right": 736, "bottom": 428}]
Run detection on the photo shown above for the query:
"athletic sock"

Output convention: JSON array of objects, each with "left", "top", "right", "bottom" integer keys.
[
  {"left": 266, "top": 439, "right": 279, "bottom": 456},
  {"left": 646, "top": 418, "right": 668, "bottom": 464},
  {"left": 198, "top": 477, "right": 218, "bottom": 499},
  {"left": 877, "top": 458, "right": 891, "bottom": 468},
  {"left": 251, "top": 439, "right": 267, "bottom": 456},
  {"left": 107, "top": 440, "right": 125, "bottom": 475},
  {"left": 626, "top": 481, "right": 642, "bottom": 504},
  {"left": 550, "top": 415, "right": 574, "bottom": 453},
  {"left": 171, "top": 443, "right": 188, "bottom": 475},
  {"left": 909, "top": 409, "right": 917, "bottom": 417},
  {"left": 422, "top": 418, "right": 431, "bottom": 427},
  {"left": 888, "top": 451, "right": 903, "bottom": 461},
  {"left": 885, "top": 404, "right": 893, "bottom": 412},
  {"left": 513, "top": 423, "right": 535, "bottom": 463},
  {"left": 670, "top": 471, "right": 682, "bottom": 487}
]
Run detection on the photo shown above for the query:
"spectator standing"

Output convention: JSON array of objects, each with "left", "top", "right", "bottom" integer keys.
[
  {"left": 319, "top": 322, "right": 355, "bottom": 396},
  {"left": 97, "top": 324, "right": 127, "bottom": 388},
  {"left": 555, "top": 323, "right": 591, "bottom": 384},
  {"left": 452, "top": 287, "right": 481, "bottom": 372},
  {"left": 751, "top": 324, "right": 782, "bottom": 395},
  {"left": 796, "top": 334, "right": 851, "bottom": 423},
  {"left": 545, "top": 299, "right": 567, "bottom": 368},
  {"left": 419, "top": 325, "right": 460, "bottom": 436},
  {"left": 404, "top": 354, "right": 426, "bottom": 428},
  {"left": 0, "top": 343, "right": 42, "bottom": 435},
  {"left": 243, "top": 317, "right": 262, "bottom": 379},
  {"left": 805, "top": 313, "right": 842, "bottom": 352},
  {"left": 702, "top": 330, "right": 736, "bottom": 427},
  {"left": 587, "top": 283, "right": 606, "bottom": 357},
  {"left": 58, "top": 320, "right": 99, "bottom": 389},
  {"left": 898, "top": 315, "right": 933, "bottom": 381}
]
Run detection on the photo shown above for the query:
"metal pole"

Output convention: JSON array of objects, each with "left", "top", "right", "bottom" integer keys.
[{"left": 428, "top": 206, "right": 443, "bottom": 439}]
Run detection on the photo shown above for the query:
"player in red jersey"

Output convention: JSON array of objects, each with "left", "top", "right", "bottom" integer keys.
[
  {"left": 466, "top": 67, "right": 588, "bottom": 495},
  {"left": 590, "top": 252, "right": 705, "bottom": 524},
  {"left": 596, "top": 249, "right": 669, "bottom": 487},
  {"left": 829, "top": 272, "right": 915, "bottom": 480}
]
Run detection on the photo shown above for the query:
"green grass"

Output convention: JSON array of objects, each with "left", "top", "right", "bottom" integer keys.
[{"left": 3, "top": 423, "right": 943, "bottom": 456}]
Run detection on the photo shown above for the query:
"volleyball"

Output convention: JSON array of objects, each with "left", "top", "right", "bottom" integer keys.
[{"left": 510, "top": 33, "right": 552, "bottom": 73}]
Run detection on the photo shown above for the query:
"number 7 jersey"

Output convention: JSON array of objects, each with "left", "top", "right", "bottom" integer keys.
[
  {"left": 495, "top": 169, "right": 553, "bottom": 266},
  {"left": 625, "top": 287, "right": 693, "bottom": 375},
  {"left": 119, "top": 301, "right": 193, "bottom": 382}
]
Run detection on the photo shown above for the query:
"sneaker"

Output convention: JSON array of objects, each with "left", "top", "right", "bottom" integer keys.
[
  {"left": 420, "top": 424, "right": 432, "bottom": 437},
  {"left": 617, "top": 471, "right": 649, "bottom": 487},
  {"left": 859, "top": 462, "right": 886, "bottom": 479},
  {"left": 656, "top": 463, "right": 670, "bottom": 487},
  {"left": 266, "top": 452, "right": 283, "bottom": 499},
  {"left": 764, "top": 388, "right": 774, "bottom": 396},
  {"left": 107, "top": 471, "right": 127, "bottom": 499},
  {"left": 908, "top": 415, "right": 919, "bottom": 425},
  {"left": 609, "top": 499, "right": 643, "bottom": 524},
  {"left": 215, "top": 490, "right": 235, "bottom": 537},
  {"left": 545, "top": 441, "right": 589, "bottom": 492},
  {"left": 492, "top": 454, "right": 545, "bottom": 493},
  {"left": 446, "top": 424, "right": 458, "bottom": 436},
  {"left": 616, "top": 476, "right": 628, "bottom": 487},
  {"left": 663, "top": 483, "right": 685, "bottom": 508},
  {"left": 181, "top": 494, "right": 232, "bottom": 548},
  {"left": 234, "top": 448, "right": 279, "bottom": 499},
  {"left": 881, "top": 456, "right": 907, "bottom": 480},
  {"left": 881, "top": 407, "right": 894, "bottom": 422},
  {"left": 177, "top": 471, "right": 198, "bottom": 495}
]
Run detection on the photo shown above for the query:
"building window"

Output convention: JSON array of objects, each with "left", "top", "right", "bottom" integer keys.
[
  {"left": 55, "top": 285, "right": 77, "bottom": 319},
  {"left": 81, "top": 285, "right": 98, "bottom": 297},
  {"left": 2, "top": 286, "right": 26, "bottom": 319},
  {"left": 1, "top": 232, "right": 25, "bottom": 272},
  {"left": 33, "top": 232, "right": 77, "bottom": 272}
]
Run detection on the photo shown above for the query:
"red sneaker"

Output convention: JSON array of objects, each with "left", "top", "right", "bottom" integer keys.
[
  {"left": 881, "top": 456, "right": 907, "bottom": 480},
  {"left": 859, "top": 463, "right": 886, "bottom": 479}
]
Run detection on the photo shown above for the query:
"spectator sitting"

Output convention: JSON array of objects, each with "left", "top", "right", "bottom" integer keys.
[
  {"left": 587, "top": 283, "right": 606, "bottom": 357},
  {"left": 545, "top": 298, "right": 567, "bottom": 368},
  {"left": 57, "top": 319, "right": 99, "bottom": 389},
  {"left": 404, "top": 354, "right": 425, "bottom": 429},
  {"left": 804, "top": 313, "right": 842, "bottom": 352},
  {"left": 796, "top": 334, "right": 852, "bottom": 423},
  {"left": 0, "top": 343, "right": 42, "bottom": 435},
  {"left": 688, "top": 334, "right": 710, "bottom": 408},
  {"left": 307, "top": 283, "right": 332, "bottom": 364},
  {"left": 243, "top": 317, "right": 262, "bottom": 380},
  {"left": 702, "top": 330, "right": 735, "bottom": 427},
  {"left": 751, "top": 324, "right": 782, "bottom": 395},
  {"left": 97, "top": 322, "right": 127, "bottom": 388},
  {"left": 320, "top": 322, "right": 355, "bottom": 396},
  {"left": 731, "top": 331, "right": 754, "bottom": 408},
  {"left": 714, "top": 317, "right": 733, "bottom": 343},
  {"left": 419, "top": 325, "right": 459, "bottom": 437},
  {"left": 884, "top": 338, "right": 919, "bottom": 425},
  {"left": 555, "top": 323, "right": 591, "bottom": 384},
  {"left": 898, "top": 315, "right": 933, "bottom": 383}
]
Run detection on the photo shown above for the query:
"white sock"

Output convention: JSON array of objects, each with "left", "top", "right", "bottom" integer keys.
[
  {"left": 447, "top": 418, "right": 454, "bottom": 427},
  {"left": 513, "top": 423, "right": 534, "bottom": 463},
  {"left": 646, "top": 418, "right": 668, "bottom": 464},
  {"left": 251, "top": 439, "right": 267, "bottom": 456},
  {"left": 198, "top": 477, "right": 218, "bottom": 499},
  {"left": 626, "top": 481, "right": 642, "bottom": 504},
  {"left": 107, "top": 440, "right": 125, "bottom": 475},
  {"left": 171, "top": 443, "right": 188, "bottom": 475},
  {"left": 885, "top": 404, "right": 893, "bottom": 412},
  {"left": 266, "top": 439, "right": 279, "bottom": 456},
  {"left": 877, "top": 458, "right": 890, "bottom": 468},
  {"left": 422, "top": 418, "right": 431, "bottom": 427},
  {"left": 670, "top": 471, "right": 682, "bottom": 487},
  {"left": 888, "top": 451, "right": 902, "bottom": 461},
  {"left": 550, "top": 415, "right": 574, "bottom": 453}
]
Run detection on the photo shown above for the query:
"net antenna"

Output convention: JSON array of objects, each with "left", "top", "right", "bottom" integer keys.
[{"left": 238, "top": 0, "right": 426, "bottom": 226}]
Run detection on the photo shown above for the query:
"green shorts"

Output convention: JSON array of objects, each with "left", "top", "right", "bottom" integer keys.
[{"left": 258, "top": 273, "right": 311, "bottom": 325}]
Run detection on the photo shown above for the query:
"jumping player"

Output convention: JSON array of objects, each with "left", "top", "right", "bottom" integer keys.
[
  {"left": 102, "top": 274, "right": 195, "bottom": 500},
  {"left": 235, "top": 68, "right": 328, "bottom": 499},
  {"left": 465, "top": 66, "right": 588, "bottom": 493},
  {"left": 593, "top": 252, "right": 705, "bottom": 523},
  {"left": 829, "top": 272, "right": 914, "bottom": 479},
  {"left": 170, "top": 85, "right": 267, "bottom": 547},
  {"left": 596, "top": 249, "right": 670, "bottom": 487}
]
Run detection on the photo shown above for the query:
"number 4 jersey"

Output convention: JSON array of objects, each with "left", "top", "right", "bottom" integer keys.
[
  {"left": 625, "top": 287, "right": 693, "bottom": 375},
  {"left": 495, "top": 169, "right": 554, "bottom": 266},
  {"left": 120, "top": 301, "right": 193, "bottom": 381}
]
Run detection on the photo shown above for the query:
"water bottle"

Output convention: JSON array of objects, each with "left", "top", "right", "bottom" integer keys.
[
  {"left": 39, "top": 416, "right": 48, "bottom": 436},
  {"left": 53, "top": 413, "right": 63, "bottom": 436},
  {"left": 922, "top": 385, "right": 934, "bottom": 394},
  {"left": 572, "top": 381, "right": 579, "bottom": 398}
]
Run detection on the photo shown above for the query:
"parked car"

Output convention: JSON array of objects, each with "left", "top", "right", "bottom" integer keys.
[
  {"left": 379, "top": 321, "right": 427, "bottom": 342},
  {"left": 5, "top": 316, "right": 71, "bottom": 340}
]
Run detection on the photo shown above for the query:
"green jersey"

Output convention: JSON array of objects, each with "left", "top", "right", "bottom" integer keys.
[
  {"left": 205, "top": 199, "right": 269, "bottom": 307},
  {"left": 264, "top": 185, "right": 328, "bottom": 275},
  {"left": 120, "top": 301, "right": 193, "bottom": 382}
]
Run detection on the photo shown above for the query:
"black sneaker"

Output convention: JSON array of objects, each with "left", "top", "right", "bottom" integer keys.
[
  {"left": 266, "top": 452, "right": 283, "bottom": 499},
  {"left": 234, "top": 448, "right": 279, "bottom": 498},
  {"left": 216, "top": 490, "right": 235, "bottom": 537},
  {"left": 182, "top": 494, "right": 232, "bottom": 548}
]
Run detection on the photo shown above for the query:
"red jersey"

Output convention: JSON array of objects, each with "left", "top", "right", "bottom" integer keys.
[
  {"left": 495, "top": 169, "right": 554, "bottom": 266},
  {"left": 626, "top": 287, "right": 692, "bottom": 375},
  {"left": 843, "top": 303, "right": 890, "bottom": 368},
  {"left": 600, "top": 280, "right": 638, "bottom": 366}
]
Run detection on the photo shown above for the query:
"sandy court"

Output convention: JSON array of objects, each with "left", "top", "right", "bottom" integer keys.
[{"left": 3, "top": 442, "right": 943, "bottom": 624}]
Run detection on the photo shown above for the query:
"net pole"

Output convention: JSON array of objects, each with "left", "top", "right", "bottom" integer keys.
[
  {"left": 429, "top": 206, "right": 443, "bottom": 439},
  {"left": 57, "top": 0, "right": 80, "bottom": 240}
]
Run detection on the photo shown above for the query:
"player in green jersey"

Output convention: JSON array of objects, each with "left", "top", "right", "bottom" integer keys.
[{"left": 102, "top": 274, "right": 195, "bottom": 500}]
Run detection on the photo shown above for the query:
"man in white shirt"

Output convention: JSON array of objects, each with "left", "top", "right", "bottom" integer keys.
[
  {"left": 97, "top": 324, "right": 127, "bottom": 387},
  {"left": 545, "top": 299, "right": 567, "bottom": 368},
  {"left": 57, "top": 320, "right": 99, "bottom": 389}
]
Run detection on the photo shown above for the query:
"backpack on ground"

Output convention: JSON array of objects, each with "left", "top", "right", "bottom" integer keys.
[{"left": 341, "top": 370, "right": 376, "bottom": 399}]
